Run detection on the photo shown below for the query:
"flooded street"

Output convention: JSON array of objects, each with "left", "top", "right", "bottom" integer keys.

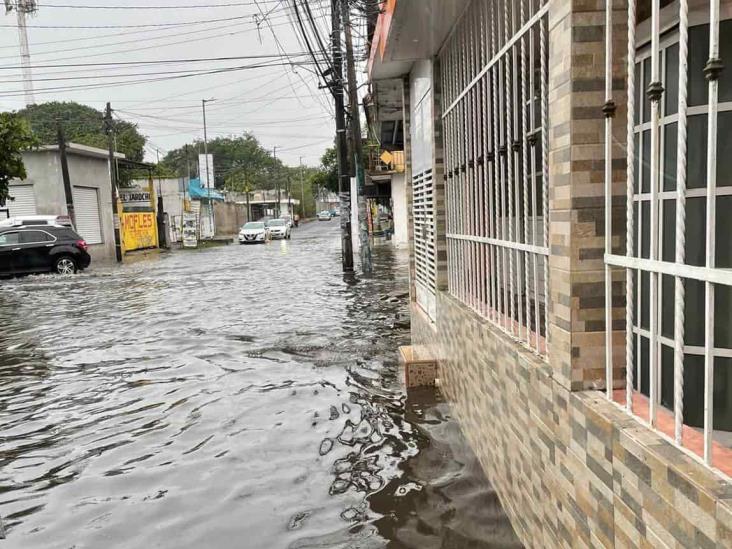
[{"left": 0, "top": 221, "right": 519, "bottom": 548}]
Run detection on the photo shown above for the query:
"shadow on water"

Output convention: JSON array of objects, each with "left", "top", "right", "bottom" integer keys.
[{"left": 0, "top": 224, "right": 520, "bottom": 548}]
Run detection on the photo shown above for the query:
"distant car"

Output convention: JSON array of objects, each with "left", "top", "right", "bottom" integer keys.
[
  {"left": 266, "top": 219, "right": 291, "bottom": 240},
  {"left": 317, "top": 211, "right": 332, "bottom": 221},
  {"left": 281, "top": 214, "right": 294, "bottom": 228},
  {"left": 0, "top": 225, "right": 91, "bottom": 277},
  {"left": 238, "top": 222, "right": 270, "bottom": 244},
  {"left": 329, "top": 209, "right": 339, "bottom": 217}
]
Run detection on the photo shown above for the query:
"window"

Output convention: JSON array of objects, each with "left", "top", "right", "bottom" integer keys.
[
  {"left": 439, "top": 0, "right": 549, "bottom": 357},
  {"left": 20, "top": 231, "right": 54, "bottom": 244},
  {"left": 605, "top": 6, "right": 732, "bottom": 473},
  {"left": 0, "top": 233, "right": 20, "bottom": 246}
]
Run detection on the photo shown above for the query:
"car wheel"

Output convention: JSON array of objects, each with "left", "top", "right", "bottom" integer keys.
[{"left": 54, "top": 256, "right": 77, "bottom": 275}]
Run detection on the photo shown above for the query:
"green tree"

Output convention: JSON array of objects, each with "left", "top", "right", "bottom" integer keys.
[
  {"left": 0, "top": 113, "right": 37, "bottom": 207},
  {"left": 161, "top": 134, "right": 284, "bottom": 190},
  {"left": 17, "top": 101, "right": 146, "bottom": 162}
]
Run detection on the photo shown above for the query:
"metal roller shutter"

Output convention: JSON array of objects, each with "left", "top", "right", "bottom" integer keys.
[
  {"left": 7, "top": 185, "right": 37, "bottom": 217},
  {"left": 72, "top": 187, "right": 102, "bottom": 244}
]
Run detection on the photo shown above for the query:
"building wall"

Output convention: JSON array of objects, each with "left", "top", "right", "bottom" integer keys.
[
  {"left": 213, "top": 201, "right": 247, "bottom": 236},
  {"left": 390, "top": 173, "right": 408, "bottom": 245},
  {"left": 412, "top": 293, "right": 732, "bottom": 548},
  {"left": 11, "top": 150, "right": 116, "bottom": 263}
]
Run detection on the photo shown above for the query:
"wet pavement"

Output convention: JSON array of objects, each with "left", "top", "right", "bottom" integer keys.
[{"left": 0, "top": 221, "right": 521, "bottom": 548}]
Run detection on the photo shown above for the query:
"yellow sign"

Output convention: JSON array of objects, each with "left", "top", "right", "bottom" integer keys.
[
  {"left": 380, "top": 150, "right": 394, "bottom": 165},
  {"left": 121, "top": 212, "right": 158, "bottom": 252}
]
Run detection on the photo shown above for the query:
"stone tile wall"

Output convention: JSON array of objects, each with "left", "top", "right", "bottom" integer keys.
[{"left": 411, "top": 294, "right": 732, "bottom": 548}]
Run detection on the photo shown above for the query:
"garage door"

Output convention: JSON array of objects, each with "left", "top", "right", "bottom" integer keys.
[
  {"left": 72, "top": 187, "right": 102, "bottom": 245},
  {"left": 7, "top": 185, "right": 37, "bottom": 217}
]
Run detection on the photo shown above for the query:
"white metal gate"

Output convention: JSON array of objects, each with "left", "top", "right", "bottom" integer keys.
[
  {"left": 413, "top": 169, "right": 437, "bottom": 320},
  {"left": 72, "top": 187, "right": 102, "bottom": 244},
  {"left": 7, "top": 185, "right": 37, "bottom": 217}
]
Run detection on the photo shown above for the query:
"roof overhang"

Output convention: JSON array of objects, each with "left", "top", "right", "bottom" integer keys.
[{"left": 368, "top": 0, "right": 470, "bottom": 80}]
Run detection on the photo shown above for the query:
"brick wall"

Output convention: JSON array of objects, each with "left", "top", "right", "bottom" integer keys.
[{"left": 411, "top": 294, "right": 732, "bottom": 547}]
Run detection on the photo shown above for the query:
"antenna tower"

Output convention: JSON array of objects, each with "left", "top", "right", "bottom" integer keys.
[{"left": 5, "top": 0, "right": 39, "bottom": 106}]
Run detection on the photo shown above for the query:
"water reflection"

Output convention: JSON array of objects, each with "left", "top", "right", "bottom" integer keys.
[{"left": 0, "top": 223, "right": 519, "bottom": 548}]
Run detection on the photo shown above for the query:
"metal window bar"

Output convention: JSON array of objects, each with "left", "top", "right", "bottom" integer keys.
[
  {"left": 605, "top": 0, "right": 732, "bottom": 474},
  {"left": 441, "top": 0, "right": 550, "bottom": 359}
]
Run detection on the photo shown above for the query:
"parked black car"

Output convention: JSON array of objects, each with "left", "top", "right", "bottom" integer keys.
[{"left": 0, "top": 225, "right": 92, "bottom": 277}]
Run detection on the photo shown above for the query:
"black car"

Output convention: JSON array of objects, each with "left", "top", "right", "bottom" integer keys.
[{"left": 0, "top": 225, "right": 92, "bottom": 277}]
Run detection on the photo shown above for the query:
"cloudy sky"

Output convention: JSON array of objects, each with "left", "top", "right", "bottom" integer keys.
[{"left": 0, "top": 0, "right": 342, "bottom": 167}]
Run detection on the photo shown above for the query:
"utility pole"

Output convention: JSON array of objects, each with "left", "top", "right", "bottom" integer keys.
[
  {"left": 155, "top": 149, "right": 167, "bottom": 249},
  {"left": 5, "top": 0, "right": 37, "bottom": 106},
  {"left": 272, "top": 146, "right": 280, "bottom": 218},
  {"left": 341, "top": 0, "right": 371, "bottom": 273},
  {"left": 331, "top": 0, "right": 354, "bottom": 272},
  {"left": 55, "top": 120, "right": 74, "bottom": 226},
  {"left": 299, "top": 156, "right": 306, "bottom": 218},
  {"left": 104, "top": 102, "right": 123, "bottom": 263},
  {"left": 287, "top": 175, "right": 292, "bottom": 219},
  {"left": 201, "top": 98, "right": 215, "bottom": 238}
]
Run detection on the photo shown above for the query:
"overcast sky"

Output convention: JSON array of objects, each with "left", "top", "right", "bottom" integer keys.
[{"left": 0, "top": 0, "right": 341, "bottom": 167}]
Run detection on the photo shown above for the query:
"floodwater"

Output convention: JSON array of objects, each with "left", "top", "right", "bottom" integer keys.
[{"left": 0, "top": 222, "right": 521, "bottom": 548}]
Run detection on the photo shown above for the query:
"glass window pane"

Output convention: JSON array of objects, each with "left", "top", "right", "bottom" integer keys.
[
  {"left": 661, "top": 344, "right": 674, "bottom": 410},
  {"left": 718, "top": 196, "right": 732, "bottom": 269},
  {"left": 641, "top": 201, "right": 650, "bottom": 259},
  {"left": 720, "top": 20, "right": 732, "bottom": 103},
  {"left": 718, "top": 112, "right": 732, "bottom": 187},
  {"left": 662, "top": 199, "right": 676, "bottom": 262},
  {"left": 716, "top": 284, "right": 732, "bottom": 349},
  {"left": 0, "top": 232, "right": 19, "bottom": 245},
  {"left": 642, "top": 130, "right": 651, "bottom": 193},
  {"left": 683, "top": 353, "right": 704, "bottom": 428},
  {"left": 689, "top": 24, "right": 709, "bottom": 107},
  {"left": 685, "top": 197, "right": 706, "bottom": 267},
  {"left": 714, "top": 358, "right": 732, "bottom": 432},
  {"left": 665, "top": 43, "right": 679, "bottom": 116},
  {"left": 663, "top": 122, "right": 677, "bottom": 191},
  {"left": 634, "top": 133, "right": 641, "bottom": 194},
  {"left": 635, "top": 62, "right": 642, "bottom": 124},
  {"left": 640, "top": 336, "right": 650, "bottom": 397},
  {"left": 641, "top": 270, "right": 650, "bottom": 330},
  {"left": 687, "top": 114, "right": 707, "bottom": 189},
  {"left": 661, "top": 274, "right": 674, "bottom": 338},
  {"left": 643, "top": 58, "right": 651, "bottom": 123},
  {"left": 685, "top": 278, "right": 705, "bottom": 347}
]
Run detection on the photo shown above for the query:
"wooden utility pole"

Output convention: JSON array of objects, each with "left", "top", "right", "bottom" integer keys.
[
  {"left": 340, "top": 0, "right": 372, "bottom": 273},
  {"left": 331, "top": 0, "right": 354, "bottom": 272},
  {"left": 104, "top": 102, "right": 123, "bottom": 263}
]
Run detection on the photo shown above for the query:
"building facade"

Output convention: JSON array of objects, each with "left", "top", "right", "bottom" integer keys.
[
  {"left": 4, "top": 144, "right": 122, "bottom": 263},
  {"left": 369, "top": 0, "right": 732, "bottom": 546}
]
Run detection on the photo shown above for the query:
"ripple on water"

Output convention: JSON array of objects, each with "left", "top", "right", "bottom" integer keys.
[{"left": 0, "top": 226, "right": 521, "bottom": 548}]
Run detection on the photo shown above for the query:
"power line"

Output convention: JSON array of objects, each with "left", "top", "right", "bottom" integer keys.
[{"left": 6, "top": 0, "right": 286, "bottom": 8}]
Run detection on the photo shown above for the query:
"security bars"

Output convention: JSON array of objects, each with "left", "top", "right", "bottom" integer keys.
[
  {"left": 605, "top": 0, "right": 732, "bottom": 472},
  {"left": 441, "top": 0, "right": 550, "bottom": 358}
]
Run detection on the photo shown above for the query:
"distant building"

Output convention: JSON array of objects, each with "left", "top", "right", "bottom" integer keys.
[{"left": 3, "top": 143, "right": 123, "bottom": 263}]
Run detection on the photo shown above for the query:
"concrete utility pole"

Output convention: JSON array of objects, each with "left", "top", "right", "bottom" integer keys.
[
  {"left": 201, "top": 98, "right": 215, "bottom": 237},
  {"left": 272, "top": 146, "right": 280, "bottom": 218},
  {"left": 331, "top": 0, "right": 354, "bottom": 272},
  {"left": 299, "top": 156, "right": 306, "bottom": 218},
  {"left": 340, "top": 0, "right": 372, "bottom": 273},
  {"left": 5, "top": 0, "right": 37, "bottom": 106},
  {"left": 55, "top": 120, "right": 75, "bottom": 226},
  {"left": 104, "top": 103, "right": 123, "bottom": 263}
]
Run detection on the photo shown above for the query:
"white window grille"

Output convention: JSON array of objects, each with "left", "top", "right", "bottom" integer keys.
[
  {"left": 413, "top": 169, "right": 437, "bottom": 319},
  {"left": 440, "top": 0, "right": 550, "bottom": 358},
  {"left": 605, "top": 0, "right": 732, "bottom": 476}
]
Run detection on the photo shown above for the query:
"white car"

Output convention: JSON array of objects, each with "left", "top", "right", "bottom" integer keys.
[
  {"left": 238, "top": 222, "right": 270, "bottom": 244},
  {"left": 317, "top": 211, "right": 332, "bottom": 221},
  {"left": 266, "top": 219, "right": 291, "bottom": 239},
  {"left": 0, "top": 215, "right": 74, "bottom": 229}
]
